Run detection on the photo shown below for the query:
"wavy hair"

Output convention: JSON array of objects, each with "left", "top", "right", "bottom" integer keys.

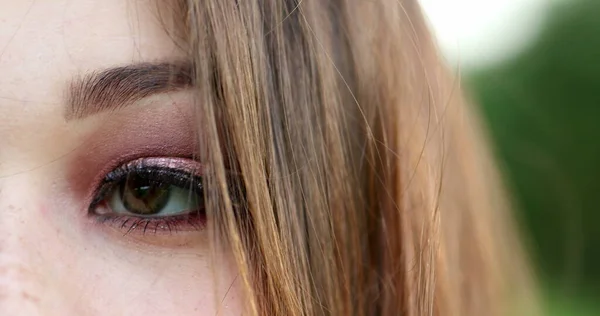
[{"left": 160, "top": 0, "right": 538, "bottom": 315}]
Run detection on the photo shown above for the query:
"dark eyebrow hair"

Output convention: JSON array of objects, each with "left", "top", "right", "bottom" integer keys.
[{"left": 64, "top": 62, "right": 193, "bottom": 120}]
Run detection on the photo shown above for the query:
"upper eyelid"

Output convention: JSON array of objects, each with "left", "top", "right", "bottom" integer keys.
[
  {"left": 88, "top": 157, "right": 204, "bottom": 213},
  {"left": 90, "top": 169, "right": 203, "bottom": 217}
]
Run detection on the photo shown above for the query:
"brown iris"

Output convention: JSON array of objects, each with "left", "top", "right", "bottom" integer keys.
[{"left": 120, "top": 174, "right": 171, "bottom": 215}]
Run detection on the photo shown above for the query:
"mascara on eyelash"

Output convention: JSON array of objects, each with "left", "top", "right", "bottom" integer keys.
[
  {"left": 93, "top": 212, "right": 207, "bottom": 235},
  {"left": 86, "top": 157, "right": 208, "bottom": 236},
  {"left": 88, "top": 157, "right": 204, "bottom": 213}
]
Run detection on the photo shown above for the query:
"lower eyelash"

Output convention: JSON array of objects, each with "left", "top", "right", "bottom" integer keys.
[
  {"left": 94, "top": 212, "right": 207, "bottom": 235},
  {"left": 87, "top": 157, "right": 208, "bottom": 236}
]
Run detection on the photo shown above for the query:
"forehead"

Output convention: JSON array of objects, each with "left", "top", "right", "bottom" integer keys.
[
  {"left": 0, "top": 0, "right": 184, "bottom": 171},
  {"left": 0, "top": 0, "right": 182, "bottom": 110}
]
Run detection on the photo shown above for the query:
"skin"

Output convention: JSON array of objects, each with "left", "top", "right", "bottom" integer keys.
[{"left": 0, "top": 0, "right": 242, "bottom": 315}]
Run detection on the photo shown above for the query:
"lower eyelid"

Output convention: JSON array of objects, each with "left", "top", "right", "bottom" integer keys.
[
  {"left": 87, "top": 156, "right": 206, "bottom": 235},
  {"left": 94, "top": 212, "right": 207, "bottom": 236}
]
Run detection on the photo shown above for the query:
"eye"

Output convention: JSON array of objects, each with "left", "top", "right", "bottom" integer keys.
[
  {"left": 89, "top": 157, "right": 206, "bottom": 234},
  {"left": 107, "top": 173, "right": 201, "bottom": 217}
]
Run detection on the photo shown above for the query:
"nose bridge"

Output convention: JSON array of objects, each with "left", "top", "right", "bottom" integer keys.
[
  {"left": 0, "top": 174, "right": 38, "bottom": 250},
  {"left": 0, "top": 175, "right": 82, "bottom": 315},
  {"left": 0, "top": 174, "right": 33, "bottom": 249},
  {"left": 0, "top": 174, "right": 47, "bottom": 314},
  {"left": 0, "top": 253, "right": 46, "bottom": 314}
]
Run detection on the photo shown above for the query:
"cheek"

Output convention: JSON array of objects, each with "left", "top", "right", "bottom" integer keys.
[
  {"left": 38, "top": 204, "right": 50, "bottom": 220},
  {"left": 35, "top": 182, "right": 244, "bottom": 315},
  {"left": 73, "top": 240, "right": 244, "bottom": 315}
]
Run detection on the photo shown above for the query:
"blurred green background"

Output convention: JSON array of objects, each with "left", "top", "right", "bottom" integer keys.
[{"left": 463, "top": 0, "right": 600, "bottom": 314}]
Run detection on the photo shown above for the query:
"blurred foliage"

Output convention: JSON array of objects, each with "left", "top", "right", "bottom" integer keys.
[{"left": 466, "top": 0, "right": 600, "bottom": 301}]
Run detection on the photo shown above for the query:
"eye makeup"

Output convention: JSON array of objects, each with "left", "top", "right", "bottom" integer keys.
[
  {"left": 88, "top": 157, "right": 207, "bottom": 236},
  {"left": 89, "top": 157, "right": 204, "bottom": 211},
  {"left": 63, "top": 93, "right": 212, "bottom": 241},
  {"left": 66, "top": 94, "right": 199, "bottom": 208}
]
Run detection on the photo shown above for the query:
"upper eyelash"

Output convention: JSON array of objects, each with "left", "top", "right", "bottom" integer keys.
[
  {"left": 88, "top": 162, "right": 203, "bottom": 214},
  {"left": 87, "top": 157, "right": 247, "bottom": 234},
  {"left": 86, "top": 158, "right": 208, "bottom": 236}
]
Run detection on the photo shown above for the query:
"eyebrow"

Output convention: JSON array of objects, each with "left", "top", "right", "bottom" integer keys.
[{"left": 65, "top": 62, "right": 193, "bottom": 120}]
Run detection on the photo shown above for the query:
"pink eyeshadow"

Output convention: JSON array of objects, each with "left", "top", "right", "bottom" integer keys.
[
  {"left": 121, "top": 157, "right": 203, "bottom": 173},
  {"left": 66, "top": 99, "right": 201, "bottom": 208}
]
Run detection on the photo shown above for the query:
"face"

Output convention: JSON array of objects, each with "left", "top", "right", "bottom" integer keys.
[{"left": 0, "top": 0, "right": 242, "bottom": 315}]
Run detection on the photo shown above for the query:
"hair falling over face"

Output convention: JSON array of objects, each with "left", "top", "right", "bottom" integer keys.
[{"left": 159, "top": 0, "right": 539, "bottom": 315}]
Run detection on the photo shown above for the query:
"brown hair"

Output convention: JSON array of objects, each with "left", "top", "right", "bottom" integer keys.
[{"left": 162, "top": 0, "right": 537, "bottom": 315}]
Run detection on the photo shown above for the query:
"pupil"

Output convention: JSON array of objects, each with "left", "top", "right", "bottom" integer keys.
[{"left": 120, "top": 174, "right": 171, "bottom": 215}]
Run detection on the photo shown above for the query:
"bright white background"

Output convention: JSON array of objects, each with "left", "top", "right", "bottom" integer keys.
[{"left": 420, "top": 0, "right": 555, "bottom": 69}]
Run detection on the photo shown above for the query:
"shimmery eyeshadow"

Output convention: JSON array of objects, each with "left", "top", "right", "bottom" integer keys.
[
  {"left": 65, "top": 93, "right": 201, "bottom": 212},
  {"left": 123, "top": 157, "right": 203, "bottom": 173}
]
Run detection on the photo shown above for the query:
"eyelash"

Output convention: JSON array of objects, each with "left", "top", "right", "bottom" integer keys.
[
  {"left": 94, "top": 214, "right": 205, "bottom": 235},
  {"left": 88, "top": 158, "right": 207, "bottom": 235}
]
